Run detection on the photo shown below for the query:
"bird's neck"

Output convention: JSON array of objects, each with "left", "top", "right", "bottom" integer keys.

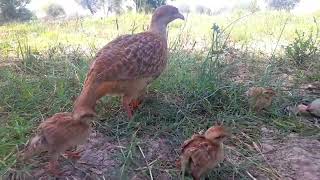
[{"left": 149, "top": 22, "right": 168, "bottom": 39}]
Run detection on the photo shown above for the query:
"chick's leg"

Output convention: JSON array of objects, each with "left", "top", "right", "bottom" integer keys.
[
  {"left": 191, "top": 163, "right": 203, "bottom": 180},
  {"left": 46, "top": 154, "right": 61, "bottom": 176}
]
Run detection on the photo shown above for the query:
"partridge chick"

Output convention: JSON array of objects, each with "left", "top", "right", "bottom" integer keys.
[
  {"left": 246, "top": 87, "right": 276, "bottom": 112},
  {"left": 19, "top": 112, "right": 93, "bottom": 175},
  {"left": 178, "top": 126, "right": 230, "bottom": 180},
  {"left": 72, "top": 5, "right": 184, "bottom": 120}
]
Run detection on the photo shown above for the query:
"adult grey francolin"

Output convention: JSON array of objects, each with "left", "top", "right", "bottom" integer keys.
[{"left": 73, "top": 5, "right": 184, "bottom": 120}]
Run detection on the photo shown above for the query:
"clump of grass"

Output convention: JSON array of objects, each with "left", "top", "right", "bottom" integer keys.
[{"left": 0, "top": 41, "right": 91, "bottom": 175}]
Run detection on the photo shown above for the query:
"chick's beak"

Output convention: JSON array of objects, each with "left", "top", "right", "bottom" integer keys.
[{"left": 175, "top": 12, "right": 185, "bottom": 20}]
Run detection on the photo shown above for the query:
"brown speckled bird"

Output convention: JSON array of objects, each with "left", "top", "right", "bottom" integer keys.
[
  {"left": 177, "top": 126, "right": 230, "bottom": 180},
  {"left": 72, "top": 5, "right": 184, "bottom": 120},
  {"left": 246, "top": 87, "right": 276, "bottom": 112},
  {"left": 19, "top": 112, "right": 93, "bottom": 175}
]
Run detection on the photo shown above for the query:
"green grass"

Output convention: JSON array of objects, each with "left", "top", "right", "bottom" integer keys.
[{"left": 0, "top": 9, "right": 320, "bottom": 179}]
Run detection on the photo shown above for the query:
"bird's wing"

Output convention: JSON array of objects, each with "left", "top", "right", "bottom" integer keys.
[
  {"left": 189, "top": 142, "right": 212, "bottom": 166},
  {"left": 89, "top": 32, "right": 167, "bottom": 82},
  {"left": 181, "top": 135, "right": 206, "bottom": 153},
  {"left": 38, "top": 113, "right": 75, "bottom": 146}
]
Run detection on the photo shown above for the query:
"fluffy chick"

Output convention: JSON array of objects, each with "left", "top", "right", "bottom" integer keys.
[
  {"left": 178, "top": 126, "right": 230, "bottom": 180},
  {"left": 246, "top": 87, "right": 276, "bottom": 112},
  {"left": 18, "top": 112, "right": 93, "bottom": 175}
]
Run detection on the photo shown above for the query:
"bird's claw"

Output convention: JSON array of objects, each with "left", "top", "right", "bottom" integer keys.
[
  {"left": 129, "top": 99, "right": 142, "bottom": 110},
  {"left": 63, "top": 151, "right": 82, "bottom": 160}
]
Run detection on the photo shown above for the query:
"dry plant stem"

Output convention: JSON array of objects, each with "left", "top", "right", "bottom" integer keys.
[{"left": 138, "top": 145, "right": 154, "bottom": 180}]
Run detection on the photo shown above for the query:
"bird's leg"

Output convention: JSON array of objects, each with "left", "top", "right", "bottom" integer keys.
[
  {"left": 123, "top": 96, "right": 133, "bottom": 119},
  {"left": 191, "top": 165, "right": 201, "bottom": 180},
  {"left": 46, "top": 159, "right": 62, "bottom": 176},
  {"left": 129, "top": 89, "right": 146, "bottom": 111},
  {"left": 129, "top": 99, "right": 142, "bottom": 110},
  {"left": 63, "top": 150, "right": 82, "bottom": 160}
]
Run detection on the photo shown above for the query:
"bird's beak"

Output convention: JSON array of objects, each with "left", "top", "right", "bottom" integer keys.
[{"left": 176, "top": 12, "right": 185, "bottom": 20}]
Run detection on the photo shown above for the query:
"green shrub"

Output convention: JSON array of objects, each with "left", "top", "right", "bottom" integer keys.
[
  {"left": 285, "top": 29, "right": 319, "bottom": 66},
  {"left": 285, "top": 19, "right": 319, "bottom": 67}
]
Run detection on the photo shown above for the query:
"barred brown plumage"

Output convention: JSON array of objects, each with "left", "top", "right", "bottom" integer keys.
[
  {"left": 19, "top": 112, "right": 93, "bottom": 175},
  {"left": 72, "top": 5, "right": 184, "bottom": 120},
  {"left": 246, "top": 87, "right": 276, "bottom": 112},
  {"left": 177, "top": 126, "right": 230, "bottom": 180}
]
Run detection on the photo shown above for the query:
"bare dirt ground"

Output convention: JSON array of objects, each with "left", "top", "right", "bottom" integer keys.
[
  {"left": 7, "top": 131, "right": 179, "bottom": 180},
  {"left": 255, "top": 127, "right": 320, "bottom": 180},
  {"left": 6, "top": 125, "right": 319, "bottom": 180}
]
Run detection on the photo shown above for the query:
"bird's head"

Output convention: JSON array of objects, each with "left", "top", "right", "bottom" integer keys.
[
  {"left": 204, "top": 125, "right": 230, "bottom": 143},
  {"left": 72, "top": 109, "right": 97, "bottom": 123},
  {"left": 17, "top": 134, "right": 46, "bottom": 162},
  {"left": 262, "top": 88, "right": 276, "bottom": 98},
  {"left": 151, "top": 5, "right": 184, "bottom": 27}
]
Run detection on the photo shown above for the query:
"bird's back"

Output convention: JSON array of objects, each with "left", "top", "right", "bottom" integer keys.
[
  {"left": 38, "top": 112, "right": 90, "bottom": 149},
  {"left": 180, "top": 136, "right": 222, "bottom": 179},
  {"left": 88, "top": 31, "right": 167, "bottom": 83}
]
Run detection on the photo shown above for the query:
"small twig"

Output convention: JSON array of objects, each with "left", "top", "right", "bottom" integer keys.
[
  {"left": 270, "top": 17, "right": 290, "bottom": 60},
  {"left": 138, "top": 145, "right": 154, "bottom": 180},
  {"left": 134, "top": 158, "right": 158, "bottom": 171},
  {"left": 246, "top": 171, "right": 257, "bottom": 180}
]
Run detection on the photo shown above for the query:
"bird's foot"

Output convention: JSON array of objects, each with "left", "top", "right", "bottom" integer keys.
[
  {"left": 175, "top": 159, "right": 181, "bottom": 168},
  {"left": 126, "top": 108, "right": 134, "bottom": 119},
  {"left": 123, "top": 101, "right": 133, "bottom": 119},
  {"left": 46, "top": 160, "right": 62, "bottom": 176},
  {"left": 63, "top": 150, "right": 82, "bottom": 160},
  {"left": 129, "top": 99, "right": 142, "bottom": 110},
  {"left": 123, "top": 97, "right": 143, "bottom": 119}
]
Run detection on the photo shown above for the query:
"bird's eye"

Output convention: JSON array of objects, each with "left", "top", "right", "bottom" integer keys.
[{"left": 216, "top": 135, "right": 225, "bottom": 139}]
